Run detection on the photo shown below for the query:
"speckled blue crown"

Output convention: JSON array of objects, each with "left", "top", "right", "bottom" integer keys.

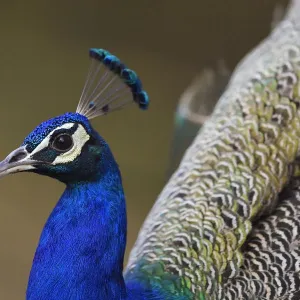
[{"left": 23, "top": 113, "right": 90, "bottom": 152}]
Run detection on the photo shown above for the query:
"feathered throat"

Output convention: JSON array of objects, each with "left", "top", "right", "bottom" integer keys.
[{"left": 76, "top": 48, "right": 149, "bottom": 120}]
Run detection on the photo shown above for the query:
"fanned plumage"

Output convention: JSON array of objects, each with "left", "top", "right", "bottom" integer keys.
[{"left": 126, "top": 1, "right": 300, "bottom": 299}]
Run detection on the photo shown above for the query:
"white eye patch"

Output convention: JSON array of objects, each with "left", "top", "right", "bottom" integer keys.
[
  {"left": 53, "top": 124, "right": 89, "bottom": 164},
  {"left": 30, "top": 123, "right": 90, "bottom": 164}
]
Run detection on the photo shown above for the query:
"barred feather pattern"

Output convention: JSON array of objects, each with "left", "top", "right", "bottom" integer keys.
[
  {"left": 125, "top": 1, "right": 300, "bottom": 299},
  {"left": 223, "top": 176, "right": 300, "bottom": 300}
]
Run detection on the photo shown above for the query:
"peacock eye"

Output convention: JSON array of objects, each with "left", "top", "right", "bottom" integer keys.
[{"left": 51, "top": 134, "right": 73, "bottom": 152}]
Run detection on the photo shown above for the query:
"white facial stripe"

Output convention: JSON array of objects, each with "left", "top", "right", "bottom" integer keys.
[
  {"left": 52, "top": 124, "right": 90, "bottom": 165},
  {"left": 30, "top": 123, "right": 74, "bottom": 156},
  {"left": 29, "top": 122, "right": 90, "bottom": 165}
]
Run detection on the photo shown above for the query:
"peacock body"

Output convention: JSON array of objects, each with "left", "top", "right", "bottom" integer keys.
[
  {"left": 2, "top": 1, "right": 300, "bottom": 299},
  {"left": 126, "top": 1, "right": 300, "bottom": 299}
]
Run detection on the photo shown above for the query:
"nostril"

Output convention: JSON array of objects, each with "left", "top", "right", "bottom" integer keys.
[{"left": 8, "top": 151, "right": 27, "bottom": 163}]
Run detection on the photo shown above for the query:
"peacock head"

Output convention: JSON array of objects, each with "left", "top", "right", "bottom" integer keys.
[
  {"left": 0, "top": 48, "right": 149, "bottom": 184},
  {"left": 0, "top": 112, "right": 107, "bottom": 183}
]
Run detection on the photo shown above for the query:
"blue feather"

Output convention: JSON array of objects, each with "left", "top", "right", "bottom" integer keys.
[{"left": 23, "top": 113, "right": 169, "bottom": 299}]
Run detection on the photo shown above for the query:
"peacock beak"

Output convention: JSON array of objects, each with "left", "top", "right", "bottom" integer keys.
[{"left": 0, "top": 146, "right": 37, "bottom": 178}]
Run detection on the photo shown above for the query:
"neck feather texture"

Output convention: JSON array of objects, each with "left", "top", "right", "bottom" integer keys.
[{"left": 26, "top": 161, "right": 128, "bottom": 300}]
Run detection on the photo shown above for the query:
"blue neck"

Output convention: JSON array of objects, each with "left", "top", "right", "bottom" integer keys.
[{"left": 26, "top": 163, "right": 128, "bottom": 300}]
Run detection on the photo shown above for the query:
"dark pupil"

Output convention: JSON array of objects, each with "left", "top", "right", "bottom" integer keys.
[{"left": 53, "top": 134, "right": 73, "bottom": 151}]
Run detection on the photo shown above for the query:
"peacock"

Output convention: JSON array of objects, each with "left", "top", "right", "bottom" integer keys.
[
  {"left": 3, "top": 1, "right": 300, "bottom": 299},
  {"left": 0, "top": 48, "right": 158, "bottom": 300}
]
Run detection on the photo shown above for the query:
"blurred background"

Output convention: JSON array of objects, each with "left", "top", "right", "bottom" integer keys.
[{"left": 0, "top": 0, "right": 288, "bottom": 298}]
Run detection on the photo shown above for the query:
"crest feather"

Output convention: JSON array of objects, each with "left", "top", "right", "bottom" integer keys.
[{"left": 76, "top": 48, "right": 149, "bottom": 119}]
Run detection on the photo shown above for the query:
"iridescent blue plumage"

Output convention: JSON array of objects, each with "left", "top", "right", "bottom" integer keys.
[
  {"left": 26, "top": 121, "right": 127, "bottom": 298},
  {"left": 21, "top": 113, "right": 173, "bottom": 299}
]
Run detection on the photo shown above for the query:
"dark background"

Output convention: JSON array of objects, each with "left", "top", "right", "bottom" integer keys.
[{"left": 0, "top": 1, "right": 288, "bottom": 298}]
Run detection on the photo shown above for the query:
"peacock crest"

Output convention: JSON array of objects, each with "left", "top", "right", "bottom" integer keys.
[{"left": 76, "top": 48, "right": 149, "bottom": 119}]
